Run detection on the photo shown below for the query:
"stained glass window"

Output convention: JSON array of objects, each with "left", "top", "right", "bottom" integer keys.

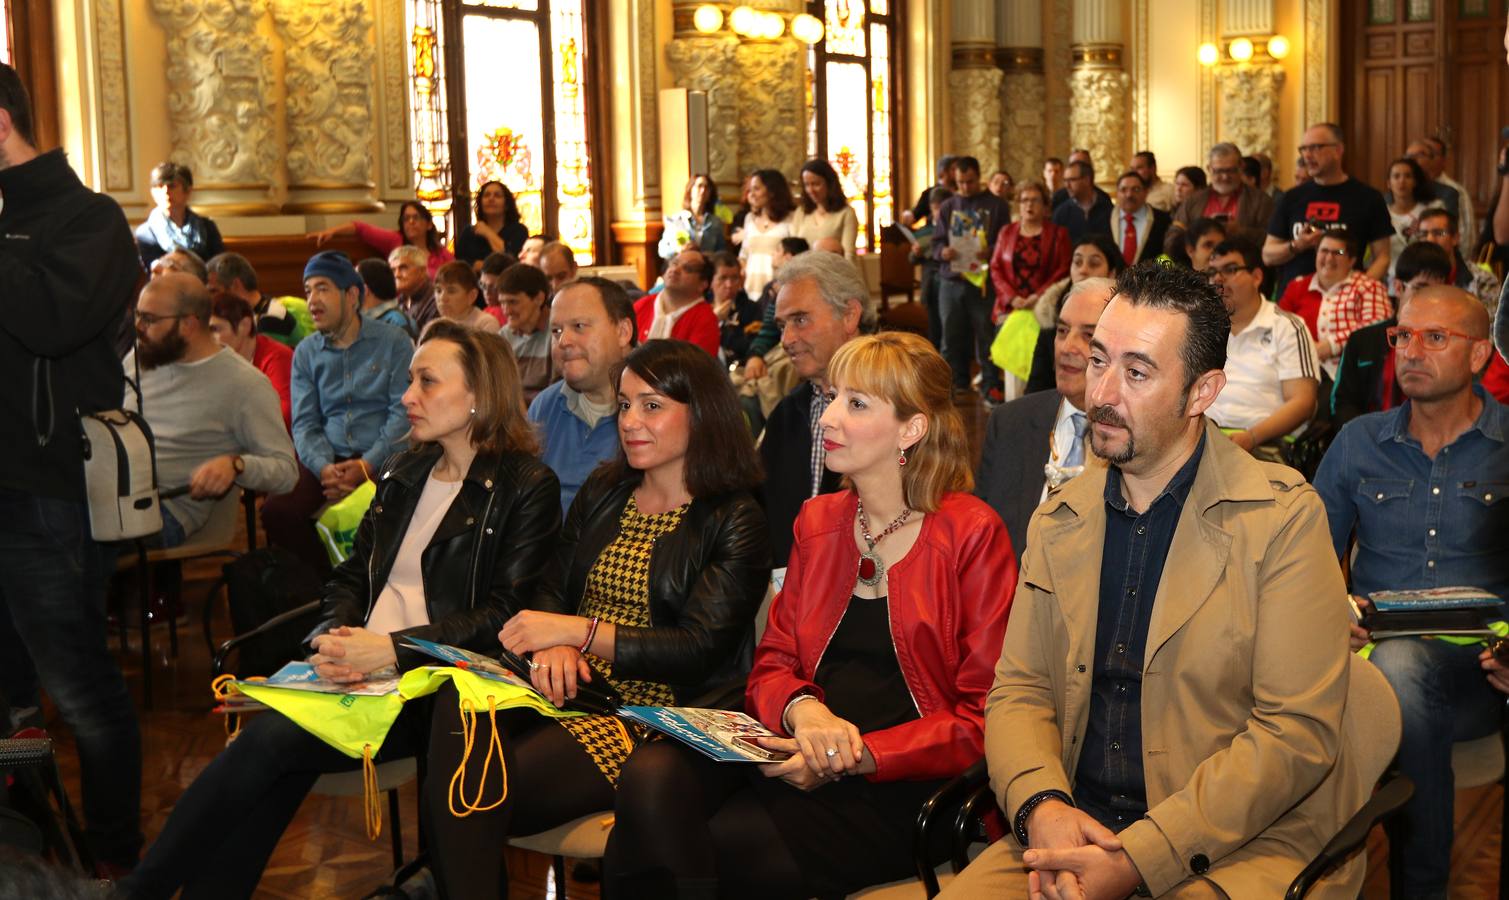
[
  {"left": 0, "top": 1, "right": 11, "bottom": 66},
  {"left": 410, "top": 0, "right": 598, "bottom": 263},
  {"left": 805, "top": 0, "right": 897, "bottom": 252}
]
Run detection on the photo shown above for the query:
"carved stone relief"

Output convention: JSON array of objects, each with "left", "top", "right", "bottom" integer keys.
[
  {"left": 1304, "top": 0, "right": 1329, "bottom": 124},
  {"left": 1000, "top": 72, "right": 1045, "bottom": 183},
  {"left": 93, "top": 0, "right": 132, "bottom": 191},
  {"left": 639, "top": 0, "right": 661, "bottom": 212},
  {"left": 1216, "top": 63, "right": 1284, "bottom": 158},
  {"left": 149, "top": 0, "right": 278, "bottom": 187},
  {"left": 948, "top": 68, "right": 1003, "bottom": 173},
  {"left": 665, "top": 36, "right": 741, "bottom": 189},
  {"left": 270, "top": 0, "right": 377, "bottom": 188},
  {"left": 1068, "top": 67, "right": 1130, "bottom": 180},
  {"left": 736, "top": 40, "right": 806, "bottom": 181},
  {"left": 377, "top": 0, "right": 413, "bottom": 193},
  {"left": 1047, "top": 0, "right": 1073, "bottom": 157}
]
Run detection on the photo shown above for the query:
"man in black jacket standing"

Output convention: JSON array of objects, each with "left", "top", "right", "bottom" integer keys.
[{"left": 0, "top": 64, "right": 143, "bottom": 876}]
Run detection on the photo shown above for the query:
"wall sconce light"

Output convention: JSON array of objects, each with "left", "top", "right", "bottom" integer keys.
[
  {"left": 761, "top": 11, "right": 786, "bottom": 39},
  {"left": 791, "top": 12, "right": 824, "bottom": 44},
  {"left": 693, "top": 4, "right": 724, "bottom": 34},
  {"left": 1197, "top": 42, "right": 1219, "bottom": 66},
  {"left": 729, "top": 6, "right": 757, "bottom": 37},
  {"left": 1227, "top": 37, "right": 1254, "bottom": 62},
  {"left": 1267, "top": 35, "right": 1290, "bottom": 59}
]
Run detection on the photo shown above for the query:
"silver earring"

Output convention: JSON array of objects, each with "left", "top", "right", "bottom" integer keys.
[{"left": 470, "top": 407, "right": 477, "bottom": 416}]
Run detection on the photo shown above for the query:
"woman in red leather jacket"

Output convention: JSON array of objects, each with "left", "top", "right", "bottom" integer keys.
[
  {"left": 605, "top": 331, "right": 1018, "bottom": 898},
  {"left": 989, "top": 181, "right": 1072, "bottom": 324}
]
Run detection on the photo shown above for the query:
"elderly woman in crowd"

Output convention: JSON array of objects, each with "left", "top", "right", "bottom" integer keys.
[
  {"left": 426, "top": 260, "right": 502, "bottom": 336},
  {"left": 135, "top": 161, "right": 224, "bottom": 272},
  {"left": 989, "top": 180, "right": 1073, "bottom": 325},
  {"left": 660, "top": 173, "right": 727, "bottom": 260},
  {"left": 422, "top": 339, "right": 771, "bottom": 895},
  {"left": 310, "top": 201, "right": 455, "bottom": 278},
  {"left": 121, "top": 322, "right": 561, "bottom": 899},
  {"left": 604, "top": 331, "right": 1017, "bottom": 898}
]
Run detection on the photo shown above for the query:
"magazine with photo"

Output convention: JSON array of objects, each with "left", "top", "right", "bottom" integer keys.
[
  {"left": 1366, "top": 586, "right": 1500, "bottom": 613},
  {"left": 237, "top": 661, "right": 401, "bottom": 697},
  {"left": 619, "top": 706, "right": 793, "bottom": 764},
  {"left": 400, "top": 637, "right": 624, "bottom": 716}
]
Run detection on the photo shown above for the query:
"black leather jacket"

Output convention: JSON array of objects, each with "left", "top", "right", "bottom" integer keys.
[
  {"left": 535, "top": 467, "right": 771, "bottom": 705},
  {"left": 314, "top": 444, "right": 562, "bottom": 670}
]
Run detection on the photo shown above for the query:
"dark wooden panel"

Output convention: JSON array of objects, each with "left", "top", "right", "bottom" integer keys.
[
  {"left": 1367, "top": 33, "right": 1399, "bottom": 58},
  {"left": 221, "top": 234, "right": 381, "bottom": 300},
  {"left": 1403, "top": 29, "right": 1437, "bottom": 56},
  {"left": 1361, "top": 67, "right": 1398, "bottom": 191},
  {"left": 1404, "top": 64, "right": 1437, "bottom": 143},
  {"left": 1452, "top": 59, "right": 1498, "bottom": 211}
]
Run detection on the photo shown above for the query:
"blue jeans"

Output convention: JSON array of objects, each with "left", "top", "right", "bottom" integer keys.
[
  {"left": 938, "top": 278, "right": 999, "bottom": 392},
  {"left": 1368, "top": 637, "right": 1503, "bottom": 898},
  {"left": 0, "top": 488, "right": 142, "bottom": 867}
]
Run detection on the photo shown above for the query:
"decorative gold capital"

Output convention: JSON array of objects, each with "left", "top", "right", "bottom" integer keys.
[
  {"left": 1071, "top": 42, "right": 1123, "bottom": 68},
  {"left": 952, "top": 42, "right": 997, "bottom": 70},
  {"left": 995, "top": 46, "right": 1045, "bottom": 74}
]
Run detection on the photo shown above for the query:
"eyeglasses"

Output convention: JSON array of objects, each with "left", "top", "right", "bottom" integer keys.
[
  {"left": 1316, "top": 246, "right": 1350, "bottom": 258},
  {"left": 1298, "top": 142, "right": 1339, "bottom": 154},
  {"left": 1207, "top": 263, "right": 1253, "bottom": 279},
  {"left": 1417, "top": 228, "right": 1452, "bottom": 239},
  {"left": 1208, "top": 166, "right": 1239, "bottom": 177},
  {"left": 134, "top": 311, "right": 187, "bottom": 326},
  {"left": 1385, "top": 326, "right": 1481, "bottom": 351}
]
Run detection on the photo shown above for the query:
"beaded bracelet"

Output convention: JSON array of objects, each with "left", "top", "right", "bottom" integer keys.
[{"left": 579, "top": 615, "right": 600, "bottom": 654}]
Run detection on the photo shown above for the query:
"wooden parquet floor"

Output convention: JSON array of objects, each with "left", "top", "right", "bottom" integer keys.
[{"left": 27, "top": 392, "right": 1509, "bottom": 897}]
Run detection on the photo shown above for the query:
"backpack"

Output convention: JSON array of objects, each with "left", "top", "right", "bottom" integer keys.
[{"left": 216, "top": 548, "right": 325, "bottom": 678}]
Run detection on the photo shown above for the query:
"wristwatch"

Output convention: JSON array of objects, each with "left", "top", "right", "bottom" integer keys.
[{"left": 230, "top": 454, "right": 245, "bottom": 476}]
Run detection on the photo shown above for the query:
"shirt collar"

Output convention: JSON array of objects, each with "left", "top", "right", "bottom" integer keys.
[
  {"left": 312, "top": 313, "right": 369, "bottom": 352},
  {"left": 1231, "top": 296, "right": 1280, "bottom": 339},
  {"left": 1104, "top": 432, "right": 1207, "bottom": 515},
  {"left": 1307, "top": 270, "right": 1352, "bottom": 297},
  {"left": 1376, "top": 385, "right": 1506, "bottom": 445}
]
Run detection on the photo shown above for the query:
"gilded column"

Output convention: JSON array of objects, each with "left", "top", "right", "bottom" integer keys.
[
  {"left": 997, "top": 0, "right": 1045, "bottom": 185},
  {"left": 735, "top": 0, "right": 806, "bottom": 182},
  {"left": 667, "top": 1, "right": 742, "bottom": 197},
  {"left": 1069, "top": 0, "right": 1129, "bottom": 186},
  {"left": 148, "top": 0, "right": 279, "bottom": 214},
  {"left": 1212, "top": 0, "right": 1284, "bottom": 158},
  {"left": 949, "top": 0, "right": 1002, "bottom": 170},
  {"left": 271, "top": 0, "right": 382, "bottom": 213}
]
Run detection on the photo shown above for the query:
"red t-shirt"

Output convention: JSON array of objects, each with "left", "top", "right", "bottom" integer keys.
[
  {"left": 252, "top": 334, "right": 293, "bottom": 430},
  {"left": 1203, "top": 191, "right": 1240, "bottom": 220},
  {"left": 1482, "top": 352, "right": 1509, "bottom": 405},
  {"left": 1277, "top": 278, "right": 1322, "bottom": 340},
  {"left": 632, "top": 293, "right": 721, "bottom": 358}
]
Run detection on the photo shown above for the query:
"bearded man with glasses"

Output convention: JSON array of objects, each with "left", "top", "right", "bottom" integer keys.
[{"left": 1314, "top": 285, "right": 1508, "bottom": 900}]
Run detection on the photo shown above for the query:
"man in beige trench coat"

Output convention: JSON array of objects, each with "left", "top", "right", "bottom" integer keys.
[{"left": 944, "top": 262, "right": 1369, "bottom": 899}]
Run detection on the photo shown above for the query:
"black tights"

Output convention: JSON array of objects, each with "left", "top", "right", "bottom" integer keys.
[
  {"left": 604, "top": 740, "right": 805, "bottom": 900},
  {"left": 424, "top": 692, "right": 614, "bottom": 899}
]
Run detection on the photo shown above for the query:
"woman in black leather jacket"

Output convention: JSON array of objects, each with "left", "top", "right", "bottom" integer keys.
[
  {"left": 424, "top": 339, "right": 770, "bottom": 896},
  {"left": 123, "top": 321, "right": 560, "bottom": 900}
]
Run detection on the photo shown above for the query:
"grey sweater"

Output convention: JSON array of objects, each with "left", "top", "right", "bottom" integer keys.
[{"left": 124, "top": 347, "right": 298, "bottom": 536}]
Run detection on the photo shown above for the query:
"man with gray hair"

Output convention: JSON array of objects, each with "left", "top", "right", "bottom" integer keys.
[
  {"left": 207, "top": 251, "right": 303, "bottom": 345},
  {"left": 759, "top": 250, "right": 876, "bottom": 566},
  {"left": 389, "top": 243, "right": 435, "bottom": 332},
  {"left": 1165, "top": 142, "right": 1275, "bottom": 254}
]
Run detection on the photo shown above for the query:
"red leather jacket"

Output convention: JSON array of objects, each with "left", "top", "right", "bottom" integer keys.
[
  {"left": 989, "top": 220, "right": 1072, "bottom": 321},
  {"left": 746, "top": 490, "right": 1017, "bottom": 782}
]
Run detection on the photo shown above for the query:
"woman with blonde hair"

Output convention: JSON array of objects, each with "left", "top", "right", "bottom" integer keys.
[{"left": 605, "top": 331, "right": 1019, "bottom": 898}]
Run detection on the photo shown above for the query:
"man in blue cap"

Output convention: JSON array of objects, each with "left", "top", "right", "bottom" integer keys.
[{"left": 261, "top": 250, "right": 414, "bottom": 574}]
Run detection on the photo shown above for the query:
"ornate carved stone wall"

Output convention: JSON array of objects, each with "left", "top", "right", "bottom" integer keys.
[
  {"left": 665, "top": 36, "right": 741, "bottom": 191},
  {"left": 1069, "top": 65, "right": 1130, "bottom": 179},
  {"left": 93, "top": 0, "right": 133, "bottom": 192},
  {"left": 1216, "top": 62, "right": 1284, "bottom": 158},
  {"left": 736, "top": 39, "right": 806, "bottom": 180},
  {"left": 949, "top": 67, "right": 1003, "bottom": 171},
  {"left": 1000, "top": 71, "right": 1045, "bottom": 183},
  {"left": 270, "top": 0, "right": 381, "bottom": 211},
  {"left": 149, "top": 0, "right": 279, "bottom": 209},
  {"left": 376, "top": 0, "right": 412, "bottom": 194}
]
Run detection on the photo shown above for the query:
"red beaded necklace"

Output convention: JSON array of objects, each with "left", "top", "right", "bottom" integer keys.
[{"left": 856, "top": 497, "right": 913, "bottom": 586}]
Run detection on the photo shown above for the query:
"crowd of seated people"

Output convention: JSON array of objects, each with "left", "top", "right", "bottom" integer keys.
[{"left": 6, "top": 45, "right": 1509, "bottom": 898}]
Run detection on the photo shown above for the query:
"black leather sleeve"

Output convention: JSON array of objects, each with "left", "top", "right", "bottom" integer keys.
[
  {"left": 612, "top": 493, "right": 772, "bottom": 685},
  {"left": 392, "top": 461, "right": 563, "bottom": 666},
  {"left": 531, "top": 466, "right": 617, "bottom": 615}
]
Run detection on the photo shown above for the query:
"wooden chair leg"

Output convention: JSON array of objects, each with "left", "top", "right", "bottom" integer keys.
[
  {"left": 388, "top": 788, "right": 403, "bottom": 870},
  {"left": 553, "top": 854, "right": 568, "bottom": 900}
]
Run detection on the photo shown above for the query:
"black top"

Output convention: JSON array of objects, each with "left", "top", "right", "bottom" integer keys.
[
  {"left": 1330, "top": 316, "right": 1397, "bottom": 427},
  {"left": 1073, "top": 435, "right": 1206, "bottom": 831},
  {"left": 759, "top": 382, "right": 844, "bottom": 567},
  {"left": 454, "top": 221, "right": 528, "bottom": 264},
  {"left": 1266, "top": 176, "right": 1392, "bottom": 293},
  {"left": 1051, "top": 191, "right": 1115, "bottom": 245},
  {"left": 813, "top": 596, "right": 918, "bottom": 734},
  {"left": 1, "top": 149, "right": 138, "bottom": 501}
]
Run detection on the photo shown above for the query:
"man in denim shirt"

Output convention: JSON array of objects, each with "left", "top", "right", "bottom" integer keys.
[
  {"left": 1314, "top": 285, "right": 1509, "bottom": 900},
  {"left": 262, "top": 251, "right": 413, "bottom": 574}
]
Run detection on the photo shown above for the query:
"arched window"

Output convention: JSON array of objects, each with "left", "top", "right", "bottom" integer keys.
[
  {"left": 408, "top": 0, "right": 601, "bottom": 263},
  {"left": 805, "top": 0, "right": 898, "bottom": 252}
]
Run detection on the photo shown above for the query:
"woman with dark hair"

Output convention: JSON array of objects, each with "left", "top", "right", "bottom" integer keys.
[
  {"left": 455, "top": 180, "right": 528, "bottom": 265},
  {"left": 121, "top": 322, "right": 562, "bottom": 899},
  {"left": 738, "top": 168, "right": 797, "bottom": 297},
  {"left": 423, "top": 339, "right": 771, "bottom": 895},
  {"left": 1024, "top": 232, "right": 1128, "bottom": 393},
  {"left": 135, "top": 161, "right": 224, "bottom": 271},
  {"left": 428, "top": 260, "right": 503, "bottom": 335},
  {"left": 308, "top": 200, "right": 455, "bottom": 277},
  {"left": 1385, "top": 156, "right": 1442, "bottom": 279},
  {"left": 988, "top": 180, "right": 1072, "bottom": 325},
  {"left": 605, "top": 332, "right": 1017, "bottom": 897},
  {"left": 791, "top": 158, "right": 858, "bottom": 258},
  {"left": 1173, "top": 165, "right": 1209, "bottom": 206},
  {"left": 660, "top": 173, "right": 727, "bottom": 260}
]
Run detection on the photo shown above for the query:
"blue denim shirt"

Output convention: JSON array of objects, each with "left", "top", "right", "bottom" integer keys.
[
  {"left": 1314, "top": 387, "right": 1509, "bottom": 602},
  {"left": 289, "top": 316, "right": 414, "bottom": 475},
  {"left": 1074, "top": 435, "right": 1206, "bottom": 831}
]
